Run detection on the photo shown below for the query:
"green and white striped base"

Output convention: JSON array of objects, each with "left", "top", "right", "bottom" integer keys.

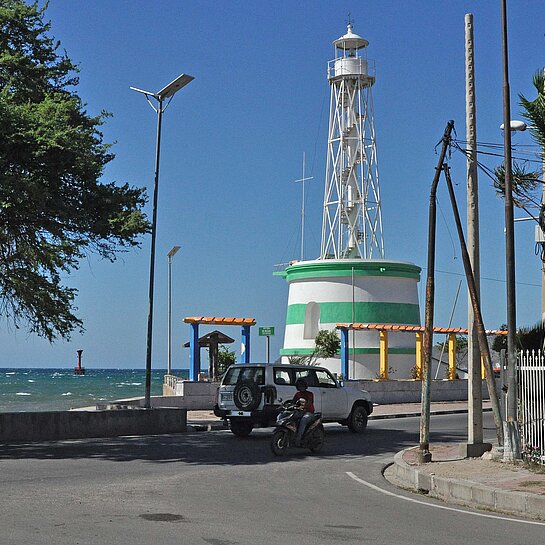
[{"left": 276, "top": 259, "right": 421, "bottom": 379}]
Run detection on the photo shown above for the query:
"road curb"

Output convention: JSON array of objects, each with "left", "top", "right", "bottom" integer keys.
[
  {"left": 187, "top": 422, "right": 227, "bottom": 432},
  {"left": 389, "top": 447, "right": 545, "bottom": 521},
  {"left": 187, "top": 407, "right": 492, "bottom": 431},
  {"left": 369, "top": 407, "right": 491, "bottom": 420}
]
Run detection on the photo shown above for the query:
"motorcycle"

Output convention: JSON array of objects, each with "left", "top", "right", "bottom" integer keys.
[{"left": 270, "top": 401, "right": 325, "bottom": 456}]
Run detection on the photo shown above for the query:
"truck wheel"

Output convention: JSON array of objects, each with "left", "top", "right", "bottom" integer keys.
[
  {"left": 347, "top": 405, "right": 368, "bottom": 433},
  {"left": 233, "top": 380, "right": 261, "bottom": 411},
  {"left": 271, "top": 429, "right": 289, "bottom": 456},
  {"left": 229, "top": 419, "right": 253, "bottom": 437}
]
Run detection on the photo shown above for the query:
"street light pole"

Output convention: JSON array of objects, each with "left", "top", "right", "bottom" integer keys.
[
  {"left": 167, "top": 245, "right": 181, "bottom": 376},
  {"left": 131, "top": 74, "right": 194, "bottom": 409},
  {"left": 500, "top": 0, "right": 521, "bottom": 460}
]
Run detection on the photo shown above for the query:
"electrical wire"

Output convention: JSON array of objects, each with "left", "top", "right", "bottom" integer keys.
[{"left": 422, "top": 267, "right": 541, "bottom": 288}]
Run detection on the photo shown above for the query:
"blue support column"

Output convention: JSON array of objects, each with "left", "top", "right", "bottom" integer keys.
[
  {"left": 241, "top": 325, "right": 251, "bottom": 364},
  {"left": 340, "top": 327, "right": 349, "bottom": 380},
  {"left": 189, "top": 323, "right": 200, "bottom": 381}
]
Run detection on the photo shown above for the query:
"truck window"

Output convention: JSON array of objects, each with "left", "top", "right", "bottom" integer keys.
[
  {"left": 316, "top": 369, "right": 337, "bottom": 388},
  {"left": 274, "top": 368, "right": 293, "bottom": 385},
  {"left": 294, "top": 369, "right": 318, "bottom": 387},
  {"left": 223, "top": 367, "right": 264, "bottom": 385}
]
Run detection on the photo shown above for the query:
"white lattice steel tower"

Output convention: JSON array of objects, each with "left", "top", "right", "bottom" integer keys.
[
  {"left": 321, "top": 24, "right": 384, "bottom": 260},
  {"left": 279, "top": 23, "right": 421, "bottom": 379}
]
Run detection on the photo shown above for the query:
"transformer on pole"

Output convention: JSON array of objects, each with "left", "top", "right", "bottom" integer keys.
[{"left": 321, "top": 23, "right": 384, "bottom": 260}]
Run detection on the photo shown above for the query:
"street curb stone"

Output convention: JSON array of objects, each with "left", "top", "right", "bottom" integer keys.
[
  {"left": 186, "top": 406, "right": 493, "bottom": 431},
  {"left": 390, "top": 448, "right": 545, "bottom": 521}
]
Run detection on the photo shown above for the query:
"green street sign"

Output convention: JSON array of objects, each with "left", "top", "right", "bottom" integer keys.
[{"left": 259, "top": 326, "right": 275, "bottom": 336}]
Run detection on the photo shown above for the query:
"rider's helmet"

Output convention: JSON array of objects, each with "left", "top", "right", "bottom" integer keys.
[{"left": 295, "top": 378, "right": 308, "bottom": 391}]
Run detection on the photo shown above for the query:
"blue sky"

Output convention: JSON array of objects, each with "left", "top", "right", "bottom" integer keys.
[{"left": 2, "top": 1, "right": 545, "bottom": 369}]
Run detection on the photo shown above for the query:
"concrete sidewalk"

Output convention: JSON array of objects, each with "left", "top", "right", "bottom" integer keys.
[{"left": 385, "top": 443, "right": 545, "bottom": 521}]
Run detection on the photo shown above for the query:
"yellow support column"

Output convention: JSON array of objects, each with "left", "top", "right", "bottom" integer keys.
[
  {"left": 415, "top": 332, "right": 423, "bottom": 380},
  {"left": 379, "top": 330, "right": 389, "bottom": 380},
  {"left": 481, "top": 355, "right": 486, "bottom": 379},
  {"left": 448, "top": 333, "right": 457, "bottom": 380}
]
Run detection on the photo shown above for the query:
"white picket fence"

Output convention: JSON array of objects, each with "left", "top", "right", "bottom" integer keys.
[{"left": 518, "top": 350, "right": 545, "bottom": 463}]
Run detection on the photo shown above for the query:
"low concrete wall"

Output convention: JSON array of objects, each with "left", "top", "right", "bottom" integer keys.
[
  {"left": 117, "top": 382, "right": 219, "bottom": 411},
  {"left": 0, "top": 408, "right": 187, "bottom": 443},
  {"left": 132, "top": 378, "right": 500, "bottom": 411},
  {"left": 350, "top": 379, "right": 496, "bottom": 405}
]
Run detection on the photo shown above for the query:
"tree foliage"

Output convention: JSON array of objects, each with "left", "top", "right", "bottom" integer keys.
[
  {"left": 314, "top": 329, "right": 341, "bottom": 359},
  {"left": 288, "top": 329, "right": 340, "bottom": 366},
  {"left": 516, "top": 321, "right": 545, "bottom": 352},
  {"left": 493, "top": 162, "right": 541, "bottom": 209},
  {"left": 0, "top": 1, "right": 149, "bottom": 340},
  {"left": 493, "top": 69, "right": 545, "bottom": 222},
  {"left": 435, "top": 335, "right": 468, "bottom": 371},
  {"left": 217, "top": 345, "right": 236, "bottom": 377},
  {"left": 491, "top": 322, "right": 545, "bottom": 353},
  {"left": 520, "top": 70, "right": 545, "bottom": 151},
  {"left": 491, "top": 324, "right": 508, "bottom": 353}
]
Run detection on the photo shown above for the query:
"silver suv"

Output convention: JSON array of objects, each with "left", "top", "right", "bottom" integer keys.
[{"left": 214, "top": 363, "right": 373, "bottom": 437}]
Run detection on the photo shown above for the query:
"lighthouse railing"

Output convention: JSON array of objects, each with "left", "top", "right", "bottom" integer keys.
[{"left": 327, "top": 58, "right": 375, "bottom": 80}]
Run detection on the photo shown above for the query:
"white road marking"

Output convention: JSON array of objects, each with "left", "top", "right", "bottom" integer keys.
[{"left": 346, "top": 471, "right": 545, "bottom": 527}]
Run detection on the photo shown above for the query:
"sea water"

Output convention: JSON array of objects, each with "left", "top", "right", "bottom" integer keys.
[{"left": 0, "top": 368, "right": 189, "bottom": 412}]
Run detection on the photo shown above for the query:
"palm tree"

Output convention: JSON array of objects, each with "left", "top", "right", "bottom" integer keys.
[
  {"left": 493, "top": 69, "right": 545, "bottom": 221},
  {"left": 520, "top": 69, "right": 545, "bottom": 150}
]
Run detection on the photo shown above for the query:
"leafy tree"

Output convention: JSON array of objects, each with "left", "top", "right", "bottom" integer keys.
[
  {"left": 288, "top": 329, "right": 340, "bottom": 366},
  {"left": 492, "top": 324, "right": 508, "bottom": 353},
  {"left": 314, "top": 329, "right": 341, "bottom": 359},
  {"left": 435, "top": 335, "right": 468, "bottom": 371},
  {"left": 515, "top": 321, "right": 545, "bottom": 352},
  {"left": 0, "top": 1, "right": 149, "bottom": 340},
  {"left": 217, "top": 345, "right": 236, "bottom": 377},
  {"left": 491, "top": 322, "right": 545, "bottom": 353}
]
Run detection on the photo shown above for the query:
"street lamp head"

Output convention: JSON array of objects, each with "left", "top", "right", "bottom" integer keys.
[
  {"left": 130, "top": 85, "right": 157, "bottom": 98},
  {"left": 168, "top": 245, "right": 181, "bottom": 258},
  {"left": 157, "top": 74, "right": 194, "bottom": 100},
  {"left": 500, "top": 120, "right": 528, "bottom": 132}
]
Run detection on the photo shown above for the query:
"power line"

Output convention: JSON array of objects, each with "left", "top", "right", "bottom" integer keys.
[{"left": 422, "top": 266, "right": 540, "bottom": 288}]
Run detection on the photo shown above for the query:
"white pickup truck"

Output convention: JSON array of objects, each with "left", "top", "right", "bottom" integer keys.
[{"left": 214, "top": 363, "right": 373, "bottom": 437}]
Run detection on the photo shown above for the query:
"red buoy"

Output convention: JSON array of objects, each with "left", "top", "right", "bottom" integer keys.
[{"left": 74, "top": 349, "right": 85, "bottom": 375}]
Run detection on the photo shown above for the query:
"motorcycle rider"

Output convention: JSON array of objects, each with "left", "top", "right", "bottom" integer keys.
[{"left": 293, "top": 378, "right": 315, "bottom": 445}]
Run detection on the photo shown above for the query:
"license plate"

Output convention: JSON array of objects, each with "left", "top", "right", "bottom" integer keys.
[
  {"left": 221, "top": 393, "right": 233, "bottom": 402},
  {"left": 230, "top": 411, "right": 251, "bottom": 416}
]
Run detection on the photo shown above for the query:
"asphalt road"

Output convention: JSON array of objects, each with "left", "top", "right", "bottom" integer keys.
[{"left": 1, "top": 413, "right": 543, "bottom": 545}]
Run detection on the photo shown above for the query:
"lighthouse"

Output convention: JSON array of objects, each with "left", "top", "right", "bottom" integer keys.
[
  {"left": 277, "top": 24, "right": 421, "bottom": 379},
  {"left": 321, "top": 22, "right": 382, "bottom": 260}
]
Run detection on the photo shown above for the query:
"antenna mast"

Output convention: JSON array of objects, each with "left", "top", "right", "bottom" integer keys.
[{"left": 294, "top": 152, "right": 314, "bottom": 261}]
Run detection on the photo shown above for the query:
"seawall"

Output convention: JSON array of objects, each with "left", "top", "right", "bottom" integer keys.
[
  {"left": 0, "top": 408, "right": 187, "bottom": 443},
  {"left": 117, "top": 379, "right": 497, "bottom": 411}
]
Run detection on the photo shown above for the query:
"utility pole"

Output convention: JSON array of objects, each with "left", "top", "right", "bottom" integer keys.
[
  {"left": 419, "top": 121, "right": 505, "bottom": 463},
  {"left": 500, "top": 0, "right": 521, "bottom": 461},
  {"left": 465, "top": 13, "right": 488, "bottom": 457},
  {"left": 541, "top": 68, "right": 545, "bottom": 321},
  {"left": 443, "top": 166, "right": 503, "bottom": 446},
  {"left": 418, "top": 120, "right": 455, "bottom": 464}
]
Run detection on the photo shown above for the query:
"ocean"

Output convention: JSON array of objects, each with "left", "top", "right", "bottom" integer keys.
[{"left": 0, "top": 368, "right": 189, "bottom": 412}]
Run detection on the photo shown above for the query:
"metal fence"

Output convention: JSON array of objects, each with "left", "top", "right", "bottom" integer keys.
[{"left": 518, "top": 350, "right": 545, "bottom": 463}]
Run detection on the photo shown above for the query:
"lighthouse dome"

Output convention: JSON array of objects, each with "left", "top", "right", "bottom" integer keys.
[{"left": 333, "top": 23, "right": 368, "bottom": 50}]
